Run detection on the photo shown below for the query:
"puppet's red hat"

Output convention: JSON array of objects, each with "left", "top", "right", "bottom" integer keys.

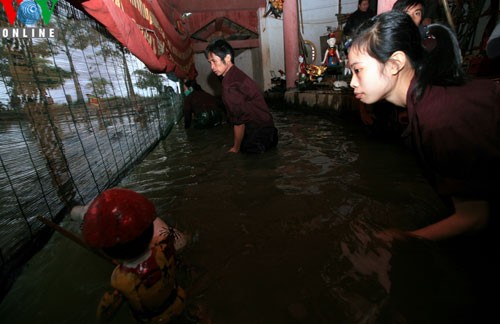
[{"left": 82, "top": 188, "right": 156, "bottom": 248}]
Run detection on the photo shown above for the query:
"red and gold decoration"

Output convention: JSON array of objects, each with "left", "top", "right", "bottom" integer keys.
[
  {"left": 264, "top": 0, "right": 284, "bottom": 19},
  {"left": 68, "top": 0, "right": 196, "bottom": 79}
]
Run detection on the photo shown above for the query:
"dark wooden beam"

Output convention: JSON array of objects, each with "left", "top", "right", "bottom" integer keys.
[
  {"left": 192, "top": 38, "right": 260, "bottom": 53},
  {"left": 170, "top": 0, "right": 265, "bottom": 13},
  {"left": 214, "top": 17, "right": 224, "bottom": 31}
]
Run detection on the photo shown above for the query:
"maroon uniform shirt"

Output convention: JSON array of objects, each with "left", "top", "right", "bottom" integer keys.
[
  {"left": 221, "top": 66, "right": 275, "bottom": 128},
  {"left": 405, "top": 78, "right": 500, "bottom": 198}
]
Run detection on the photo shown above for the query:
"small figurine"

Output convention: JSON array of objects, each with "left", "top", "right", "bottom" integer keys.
[
  {"left": 297, "top": 55, "right": 308, "bottom": 86},
  {"left": 278, "top": 69, "right": 286, "bottom": 81},
  {"left": 71, "top": 188, "right": 187, "bottom": 322},
  {"left": 322, "top": 37, "right": 342, "bottom": 67},
  {"left": 305, "top": 64, "right": 328, "bottom": 82}
]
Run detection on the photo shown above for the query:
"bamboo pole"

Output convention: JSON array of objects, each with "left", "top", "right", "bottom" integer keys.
[
  {"left": 37, "top": 216, "right": 117, "bottom": 265},
  {"left": 298, "top": 0, "right": 304, "bottom": 34},
  {"left": 441, "top": 0, "right": 456, "bottom": 32}
]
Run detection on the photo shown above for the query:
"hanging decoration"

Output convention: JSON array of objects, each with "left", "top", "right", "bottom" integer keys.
[
  {"left": 69, "top": 0, "right": 196, "bottom": 79},
  {"left": 264, "top": 0, "right": 284, "bottom": 19}
]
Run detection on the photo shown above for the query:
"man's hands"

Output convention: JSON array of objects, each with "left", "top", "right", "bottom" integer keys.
[{"left": 228, "top": 124, "right": 245, "bottom": 153}]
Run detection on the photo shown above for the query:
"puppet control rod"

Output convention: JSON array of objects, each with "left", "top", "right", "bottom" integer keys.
[{"left": 37, "top": 215, "right": 117, "bottom": 265}]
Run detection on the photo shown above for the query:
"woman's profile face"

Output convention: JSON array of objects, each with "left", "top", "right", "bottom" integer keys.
[{"left": 348, "top": 47, "right": 395, "bottom": 104}]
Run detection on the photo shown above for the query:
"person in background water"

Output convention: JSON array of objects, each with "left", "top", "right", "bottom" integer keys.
[
  {"left": 348, "top": 11, "right": 500, "bottom": 241},
  {"left": 343, "top": 0, "right": 375, "bottom": 38},
  {"left": 204, "top": 39, "right": 278, "bottom": 154},
  {"left": 182, "top": 79, "right": 225, "bottom": 129},
  {"left": 71, "top": 188, "right": 187, "bottom": 323}
]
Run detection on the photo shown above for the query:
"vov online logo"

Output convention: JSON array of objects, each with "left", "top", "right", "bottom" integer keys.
[{"left": 1, "top": 0, "right": 58, "bottom": 38}]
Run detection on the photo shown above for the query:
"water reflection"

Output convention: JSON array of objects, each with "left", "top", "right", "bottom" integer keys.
[
  {"left": 26, "top": 101, "right": 76, "bottom": 205},
  {"left": 1, "top": 110, "right": 492, "bottom": 323}
]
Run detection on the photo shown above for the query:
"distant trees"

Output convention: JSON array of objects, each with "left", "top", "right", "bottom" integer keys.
[
  {"left": 0, "top": 3, "right": 165, "bottom": 110},
  {"left": 52, "top": 15, "right": 100, "bottom": 103},
  {"left": 85, "top": 76, "right": 110, "bottom": 97},
  {"left": 0, "top": 37, "right": 71, "bottom": 108},
  {"left": 133, "top": 69, "right": 166, "bottom": 96}
]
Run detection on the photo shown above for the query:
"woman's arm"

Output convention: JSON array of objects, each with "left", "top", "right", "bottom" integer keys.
[{"left": 410, "top": 198, "right": 490, "bottom": 241}]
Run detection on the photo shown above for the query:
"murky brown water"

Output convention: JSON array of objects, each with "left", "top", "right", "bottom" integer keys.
[{"left": 0, "top": 110, "right": 496, "bottom": 323}]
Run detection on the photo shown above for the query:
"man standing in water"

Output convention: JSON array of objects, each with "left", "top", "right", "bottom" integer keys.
[{"left": 205, "top": 39, "right": 278, "bottom": 153}]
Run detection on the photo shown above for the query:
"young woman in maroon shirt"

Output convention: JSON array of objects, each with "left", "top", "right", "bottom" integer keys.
[{"left": 348, "top": 11, "right": 500, "bottom": 241}]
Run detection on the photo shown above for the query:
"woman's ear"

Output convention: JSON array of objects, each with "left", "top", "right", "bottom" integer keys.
[{"left": 388, "top": 51, "right": 407, "bottom": 75}]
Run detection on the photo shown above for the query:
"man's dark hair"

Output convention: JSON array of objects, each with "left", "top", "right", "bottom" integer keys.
[
  {"left": 392, "top": 0, "right": 424, "bottom": 12},
  {"left": 204, "top": 39, "right": 235, "bottom": 64}
]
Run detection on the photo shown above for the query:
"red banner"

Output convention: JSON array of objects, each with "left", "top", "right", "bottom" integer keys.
[{"left": 74, "top": 0, "right": 196, "bottom": 79}]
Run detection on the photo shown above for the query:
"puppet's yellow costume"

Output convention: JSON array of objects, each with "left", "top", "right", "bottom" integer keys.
[
  {"left": 108, "top": 238, "right": 185, "bottom": 323},
  {"left": 81, "top": 188, "right": 185, "bottom": 323}
]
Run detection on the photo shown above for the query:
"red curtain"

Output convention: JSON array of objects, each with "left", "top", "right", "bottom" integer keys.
[{"left": 74, "top": 0, "right": 196, "bottom": 79}]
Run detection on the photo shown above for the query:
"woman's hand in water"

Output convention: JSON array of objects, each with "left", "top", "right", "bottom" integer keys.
[
  {"left": 228, "top": 146, "right": 239, "bottom": 153},
  {"left": 374, "top": 228, "right": 426, "bottom": 244}
]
